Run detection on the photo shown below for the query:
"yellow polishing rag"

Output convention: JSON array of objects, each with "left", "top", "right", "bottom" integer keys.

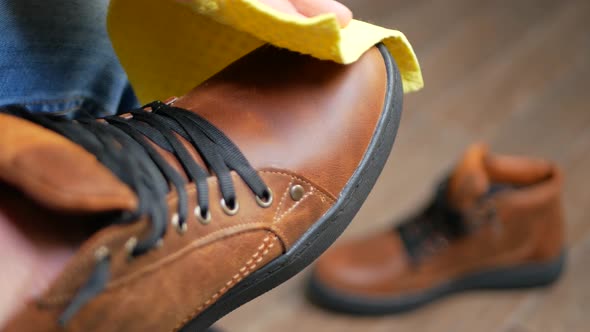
[{"left": 107, "top": 0, "right": 423, "bottom": 104}]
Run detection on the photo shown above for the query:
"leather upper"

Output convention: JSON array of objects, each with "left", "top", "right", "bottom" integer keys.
[
  {"left": 1, "top": 46, "right": 389, "bottom": 331},
  {"left": 313, "top": 144, "right": 565, "bottom": 297},
  {"left": 173, "top": 45, "right": 387, "bottom": 195}
]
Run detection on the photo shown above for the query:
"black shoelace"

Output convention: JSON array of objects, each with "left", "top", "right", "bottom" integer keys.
[
  {"left": 396, "top": 181, "right": 467, "bottom": 262},
  {"left": 0, "top": 101, "right": 273, "bottom": 324},
  {"left": 397, "top": 181, "right": 507, "bottom": 262}
]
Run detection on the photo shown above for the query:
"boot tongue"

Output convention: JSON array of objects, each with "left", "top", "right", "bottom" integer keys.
[
  {"left": 0, "top": 114, "right": 138, "bottom": 214},
  {"left": 447, "top": 144, "right": 491, "bottom": 212}
]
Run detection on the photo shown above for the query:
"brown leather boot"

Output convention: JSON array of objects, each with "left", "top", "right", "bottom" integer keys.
[
  {"left": 0, "top": 44, "right": 403, "bottom": 331},
  {"left": 309, "top": 144, "right": 566, "bottom": 314}
]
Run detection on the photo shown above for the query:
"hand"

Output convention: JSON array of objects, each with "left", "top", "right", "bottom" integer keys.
[
  {"left": 176, "top": 0, "right": 353, "bottom": 27},
  {"left": 258, "top": 0, "right": 352, "bottom": 27}
]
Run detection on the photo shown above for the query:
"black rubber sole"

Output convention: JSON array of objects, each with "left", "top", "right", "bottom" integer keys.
[
  {"left": 308, "top": 252, "right": 566, "bottom": 315},
  {"left": 180, "top": 43, "right": 404, "bottom": 331}
]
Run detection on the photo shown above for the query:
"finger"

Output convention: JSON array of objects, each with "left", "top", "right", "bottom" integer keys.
[
  {"left": 258, "top": 0, "right": 306, "bottom": 18},
  {"left": 289, "top": 0, "right": 353, "bottom": 27}
]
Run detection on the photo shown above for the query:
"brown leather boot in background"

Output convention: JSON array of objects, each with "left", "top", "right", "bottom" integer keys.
[
  {"left": 309, "top": 144, "right": 566, "bottom": 314},
  {"left": 0, "top": 44, "right": 403, "bottom": 331}
]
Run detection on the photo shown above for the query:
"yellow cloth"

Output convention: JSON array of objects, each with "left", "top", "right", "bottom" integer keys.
[{"left": 107, "top": 0, "right": 423, "bottom": 104}]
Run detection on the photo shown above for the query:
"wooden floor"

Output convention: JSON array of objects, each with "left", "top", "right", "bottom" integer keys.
[{"left": 218, "top": 0, "right": 590, "bottom": 331}]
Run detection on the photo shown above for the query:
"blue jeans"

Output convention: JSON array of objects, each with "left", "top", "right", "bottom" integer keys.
[{"left": 0, "top": 0, "right": 138, "bottom": 117}]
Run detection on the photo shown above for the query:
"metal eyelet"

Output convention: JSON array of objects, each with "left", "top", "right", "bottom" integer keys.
[
  {"left": 124, "top": 237, "right": 138, "bottom": 260},
  {"left": 171, "top": 213, "right": 187, "bottom": 234},
  {"left": 194, "top": 206, "right": 212, "bottom": 225},
  {"left": 220, "top": 198, "right": 240, "bottom": 216},
  {"left": 94, "top": 246, "right": 110, "bottom": 261},
  {"left": 255, "top": 188, "right": 273, "bottom": 208}
]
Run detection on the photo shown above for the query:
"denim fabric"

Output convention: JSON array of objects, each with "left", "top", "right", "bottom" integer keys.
[{"left": 0, "top": 0, "right": 138, "bottom": 117}]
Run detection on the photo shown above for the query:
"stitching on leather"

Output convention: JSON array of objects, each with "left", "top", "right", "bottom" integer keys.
[
  {"left": 268, "top": 225, "right": 292, "bottom": 250},
  {"left": 288, "top": 106, "right": 391, "bottom": 259},
  {"left": 43, "top": 169, "right": 331, "bottom": 304},
  {"left": 250, "top": 87, "right": 398, "bottom": 278},
  {"left": 259, "top": 170, "right": 336, "bottom": 203},
  {"left": 273, "top": 178, "right": 293, "bottom": 223},
  {"left": 271, "top": 189, "right": 315, "bottom": 249},
  {"left": 42, "top": 222, "right": 274, "bottom": 304},
  {"left": 273, "top": 189, "right": 315, "bottom": 225},
  {"left": 105, "top": 223, "right": 273, "bottom": 288},
  {"left": 172, "top": 233, "right": 279, "bottom": 332}
]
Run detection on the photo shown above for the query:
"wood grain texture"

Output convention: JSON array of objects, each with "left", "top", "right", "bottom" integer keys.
[{"left": 217, "top": 0, "right": 590, "bottom": 331}]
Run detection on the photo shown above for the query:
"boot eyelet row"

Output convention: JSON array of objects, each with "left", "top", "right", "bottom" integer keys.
[{"left": 127, "top": 188, "right": 274, "bottom": 256}]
